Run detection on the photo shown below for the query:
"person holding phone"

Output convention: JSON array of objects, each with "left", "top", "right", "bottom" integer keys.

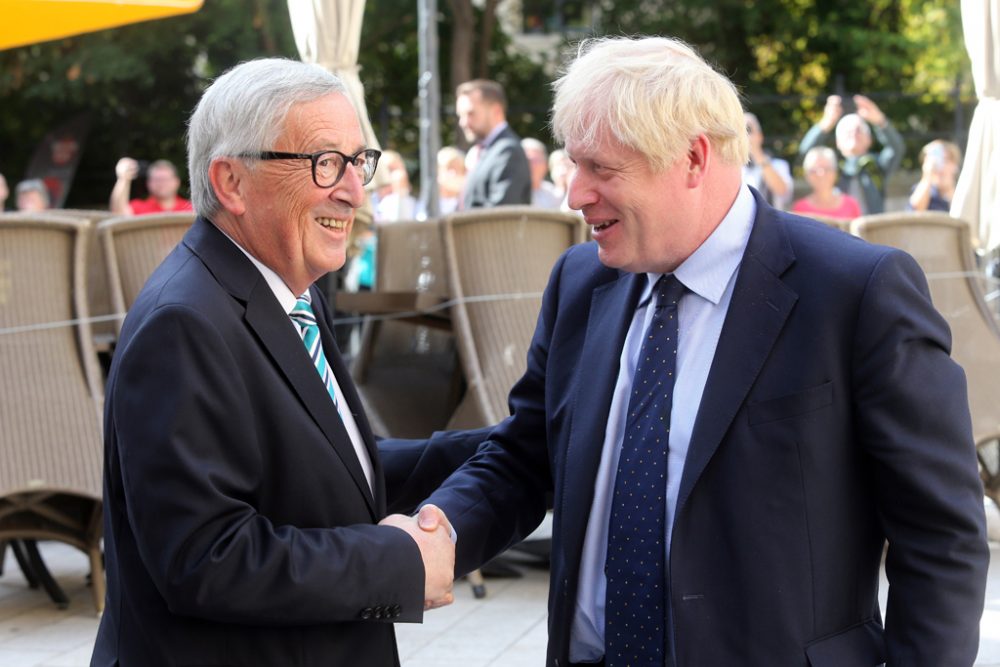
[
  {"left": 908, "top": 139, "right": 962, "bottom": 212},
  {"left": 798, "top": 94, "right": 904, "bottom": 214}
]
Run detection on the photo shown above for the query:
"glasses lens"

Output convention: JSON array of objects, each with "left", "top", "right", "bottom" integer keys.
[
  {"left": 314, "top": 152, "right": 345, "bottom": 187},
  {"left": 358, "top": 150, "right": 380, "bottom": 185}
]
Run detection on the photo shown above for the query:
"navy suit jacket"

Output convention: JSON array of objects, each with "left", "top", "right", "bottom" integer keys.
[
  {"left": 426, "top": 190, "right": 989, "bottom": 666},
  {"left": 462, "top": 125, "right": 532, "bottom": 209},
  {"left": 93, "top": 218, "right": 484, "bottom": 667}
]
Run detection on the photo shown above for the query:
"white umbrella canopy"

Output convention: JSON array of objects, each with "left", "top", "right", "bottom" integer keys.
[
  {"left": 287, "top": 0, "right": 380, "bottom": 149},
  {"left": 953, "top": 0, "right": 1000, "bottom": 251}
]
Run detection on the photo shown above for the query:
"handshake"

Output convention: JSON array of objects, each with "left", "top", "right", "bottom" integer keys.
[{"left": 380, "top": 504, "right": 456, "bottom": 610}]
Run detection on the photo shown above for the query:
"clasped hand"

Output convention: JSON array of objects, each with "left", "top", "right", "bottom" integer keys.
[{"left": 379, "top": 504, "right": 455, "bottom": 610}]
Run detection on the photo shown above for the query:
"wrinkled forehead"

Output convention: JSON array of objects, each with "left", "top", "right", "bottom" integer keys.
[{"left": 282, "top": 92, "right": 364, "bottom": 150}]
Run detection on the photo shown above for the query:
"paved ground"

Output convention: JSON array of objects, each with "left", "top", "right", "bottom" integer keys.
[{"left": 2, "top": 533, "right": 1000, "bottom": 666}]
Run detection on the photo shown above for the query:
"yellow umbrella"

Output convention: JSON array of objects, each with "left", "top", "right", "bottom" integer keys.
[{"left": 0, "top": 0, "right": 203, "bottom": 51}]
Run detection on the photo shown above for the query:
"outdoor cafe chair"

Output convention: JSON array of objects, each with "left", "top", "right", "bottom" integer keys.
[
  {"left": 850, "top": 212, "right": 1000, "bottom": 505},
  {"left": 96, "top": 211, "right": 195, "bottom": 335},
  {"left": 0, "top": 213, "right": 106, "bottom": 613},
  {"left": 442, "top": 205, "right": 586, "bottom": 428}
]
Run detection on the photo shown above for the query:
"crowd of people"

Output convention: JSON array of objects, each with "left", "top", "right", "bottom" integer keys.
[{"left": 0, "top": 88, "right": 962, "bottom": 228}]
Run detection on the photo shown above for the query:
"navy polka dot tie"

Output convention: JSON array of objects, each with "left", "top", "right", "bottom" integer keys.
[{"left": 605, "top": 275, "right": 686, "bottom": 666}]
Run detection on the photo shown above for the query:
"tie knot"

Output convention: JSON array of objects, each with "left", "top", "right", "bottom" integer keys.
[
  {"left": 655, "top": 275, "right": 686, "bottom": 309},
  {"left": 290, "top": 292, "right": 317, "bottom": 326}
]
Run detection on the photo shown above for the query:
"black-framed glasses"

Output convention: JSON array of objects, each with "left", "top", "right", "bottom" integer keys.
[{"left": 242, "top": 148, "right": 381, "bottom": 188}]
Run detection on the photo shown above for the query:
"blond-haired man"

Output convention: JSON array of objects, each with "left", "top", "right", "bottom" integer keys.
[{"left": 423, "top": 36, "right": 987, "bottom": 666}]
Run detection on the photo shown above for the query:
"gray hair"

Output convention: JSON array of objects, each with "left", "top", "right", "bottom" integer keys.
[
  {"left": 15, "top": 179, "right": 50, "bottom": 206},
  {"left": 803, "top": 146, "right": 838, "bottom": 172},
  {"left": 552, "top": 36, "right": 748, "bottom": 172},
  {"left": 187, "top": 58, "right": 348, "bottom": 218}
]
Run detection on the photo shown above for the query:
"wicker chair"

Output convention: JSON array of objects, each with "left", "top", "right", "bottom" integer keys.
[
  {"left": 350, "top": 219, "right": 451, "bottom": 385},
  {"left": 0, "top": 213, "right": 106, "bottom": 612},
  {"left": 55, "top": 210, "right": 119, "bottom": 352},
  {"left": 442, "top": 206, "right": 586, "bottom": 428},
  {"left": 96, "top": 212, "right": 195, "bottom": 334},
  {"left": 850, "top": 212, "right": 1000, "bottom": 503}
]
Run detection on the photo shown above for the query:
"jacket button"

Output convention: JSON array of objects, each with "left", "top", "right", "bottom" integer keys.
[
  {"left": 360, "top": 607, "right": 373, "bottom": 620},
  {"left": 391, "top": 604, "right": 402, "bottom": 617}
]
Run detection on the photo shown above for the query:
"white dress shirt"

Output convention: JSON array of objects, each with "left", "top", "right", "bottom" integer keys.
[
  {"left": 224, "top": 234, "right": 375, "bottom": 494},
  {"left": 568, "top": 185, "right": 757, "bottom": 662}
]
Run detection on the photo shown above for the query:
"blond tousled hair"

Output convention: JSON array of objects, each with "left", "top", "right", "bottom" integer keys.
[{"left": 551, "top": 36, "right": 748, "bottom": 172}]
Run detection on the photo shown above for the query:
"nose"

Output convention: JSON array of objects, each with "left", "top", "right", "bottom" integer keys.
[
  {"left": 565, "top": 168, "right": 595, "bottom": 212},
  {"left": 332, "top": 163, "right": 366, "bottom": 209}
]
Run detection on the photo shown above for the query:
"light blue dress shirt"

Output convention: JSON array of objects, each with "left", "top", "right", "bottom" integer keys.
[{"left": 568, "top": 185, "right": 757, "bottom": 662}]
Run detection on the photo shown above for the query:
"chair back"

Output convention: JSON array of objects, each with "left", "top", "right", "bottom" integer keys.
[
  {"left": 850, "top": 212, "right": 1000, "bottom": 446},
  {"left": 56, "top": 209, "right": 119, "bottom": 345},
  {"left": 375, "top": 219, "right": 449, "bottom": 296},
  {"left": 97, "top": 212, "right": 195, "bottom": 333},
  {"left": 0, "top": 214, "right": 106, "bottom": 609},
  {"left": 442, "top": 206, "right": 585, "bottom": 428}
]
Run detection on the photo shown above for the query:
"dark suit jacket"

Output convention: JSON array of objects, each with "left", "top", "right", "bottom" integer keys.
[
  {"left": 425, "top": 190, "right": 989, "bottom": 666},
  {"left": 92, "top": 218, "right": 483, "bottom": 667},
  {"left": 462, "top": 125, "right": 532, "bottom": 209}
]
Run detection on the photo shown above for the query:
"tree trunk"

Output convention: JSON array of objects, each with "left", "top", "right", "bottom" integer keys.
[
  {"left": 477, "top": 0, "right": 500, "bottom": 80},
  {"left": 447, "top": 0, "right": 474, "bottom": 94}
]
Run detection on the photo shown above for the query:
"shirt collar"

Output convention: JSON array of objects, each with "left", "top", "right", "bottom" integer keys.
[
  {"left": 218, "top": 229, "right": 299, "bottom": 315},
  {"left": 639, "top": 183, "right": 756, "bottom": 307},
  {"left": 481, "top": 121, "right": 508, "bottom": 149}
]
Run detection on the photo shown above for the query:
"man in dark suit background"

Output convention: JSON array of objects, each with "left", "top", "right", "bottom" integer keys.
[
  {"left": 456, "top": 79, "right": 532, "bottom": 209},
  {"left": 424, "top": 37, "right": 989, "bottom": 666},
  {"left": 92, "top": 59, "right": 478, "bottom": 667}
]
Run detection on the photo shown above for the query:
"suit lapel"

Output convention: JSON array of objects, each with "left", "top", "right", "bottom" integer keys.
[
  {"left": 243, "top": 283, "right": 378, "bottom": 517},
  {"left": 313, "top": 287, "right": 386, "bottom": 516},
  {"left": 559, "top": 270, "right": 646, "bottom": 566},
  {"left": 675, "top": 199, "right": 798, "bottom": 514},
  {"left": 185, "top": 219, "right": 378, "bottom": 518}
]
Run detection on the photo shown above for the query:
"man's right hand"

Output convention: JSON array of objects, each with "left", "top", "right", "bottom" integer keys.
[
  {"left": 380, "top": 510, "right": 455, "bottom": 610},
  {"left": 115, "top": 157, "right": 140, "bottom": 181},
  {"left": 819, "top": 95, "right": 843, "bottom": 132}
]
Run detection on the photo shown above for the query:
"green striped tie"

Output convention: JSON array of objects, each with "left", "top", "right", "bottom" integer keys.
[{"left": 289, "top": 291, "right": 341, "bottom": 415}]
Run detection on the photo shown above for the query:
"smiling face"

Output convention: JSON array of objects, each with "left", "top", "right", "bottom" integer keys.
[
  {"left": 230, "top": 93, "right": 366, "bottom": 295},
  {"left": 146, "top": 165, "right": 181, "bottom": 200},
  {"left": 566, "top": 128, "right": 703, "bottom": 274}
]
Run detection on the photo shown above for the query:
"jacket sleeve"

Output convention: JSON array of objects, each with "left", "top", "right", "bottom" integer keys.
[
  {"left": 852, "top": 250, "right": 988, "bottom": 665},
  {"left": 485, "top": 140, "right": 533, "bottom": 207},
  {"left": 421, "top": 251, "right": 569, "bottom": 575},
  {"left": 797, "top": 123, "right": 830, "bottom": 161},
  {"left": 873, "top": 120, "right": 905, "bottom": 178},
  {"left": 110, "top": 304, "right": 426, "bottom": 625},
  {"left": 379, "top": 426, "right": 492, "bottom": 515}
]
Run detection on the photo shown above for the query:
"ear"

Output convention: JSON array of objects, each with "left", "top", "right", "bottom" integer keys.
[
  {"left": 208, "top": 157, "right": 248, "bottom": 216},
  {"left": 685, "top": 134, "right": 711, "bottom": 188}
]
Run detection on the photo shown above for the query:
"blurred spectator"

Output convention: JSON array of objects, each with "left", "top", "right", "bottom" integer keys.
[
  {"left": 548, "top": 149, "right": 573, "bottom": 198},
  {"left": 743, "top": 112, "right": 793, "bottom": 210},
  {"left": 373, "top": 150, "right": 418, "bottom": 222},
  {"left": 455, "top": 79, "right": 531, "bottom": 208},
  {"left": 437, "top": 146, "right": 466, "bottom": 215},
  {"left": 15, "top": 179, "right": 50, "bottom": 211},
  {"left": 908, "top": 139, "right": 962, "bottom": 212},
  {"left": 798, "top": 94, "right": 904, "bottom": 214},
  {"left": 0, "top": 173, "right": 8, "bottom": 210},
  {"left": 521, "top": 138, "right": 562, "bottom": 209},
  {"left": 111, "top": 157, "right": 193, "bottom": 215},
  {"left": 792, "top": 147, "right": 863, "bottom": 220}
]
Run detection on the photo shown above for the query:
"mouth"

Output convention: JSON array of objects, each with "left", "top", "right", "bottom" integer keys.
[
  {"left": 316, "top": 217, "right": 350, "bottom": 232},
  {"left": 590, "top": 219, "right": 619, "bottom": 233}
]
